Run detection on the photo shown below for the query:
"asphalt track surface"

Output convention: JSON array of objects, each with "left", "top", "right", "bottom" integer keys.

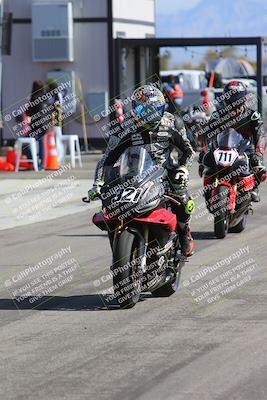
[{"left": 1, "top": 156, "right": 267, "bottom": 400}]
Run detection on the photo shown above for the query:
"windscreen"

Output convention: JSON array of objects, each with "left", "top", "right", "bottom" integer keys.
[
  {"left": 217, "top": 129, "right": 244, "bottom": 149},
  {"left": 119, "top": 146, "right": 154, "bottom": 178}
]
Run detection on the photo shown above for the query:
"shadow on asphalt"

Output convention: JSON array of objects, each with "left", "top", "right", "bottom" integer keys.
[
  {"left": 192, "top": 231, "right": 216, "bottom": 240},
  {"left": 58, "top": 234, "right": 108, "bottom": 238},
  {"left": 0, "top": 293, "right": 151, "bottom": 311}
]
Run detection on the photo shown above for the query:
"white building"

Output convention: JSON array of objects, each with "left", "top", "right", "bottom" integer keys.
[{"left": 2, "top": 0, "right": 155, "bottom": 146}]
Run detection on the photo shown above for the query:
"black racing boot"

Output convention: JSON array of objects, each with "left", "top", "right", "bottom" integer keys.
[
  {"left": 204, "top": 189, "right": 213, "bottom": 212},
  {"left": 251, "top": 186, "right": 260, "bottom": 202},
  {"left": 177, "top": 224, "right": 195, "bottom": 257},
  {"left": 198, "top": 164, "right": 204, "bottom": 177}
]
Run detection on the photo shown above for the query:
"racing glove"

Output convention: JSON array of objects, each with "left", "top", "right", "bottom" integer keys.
[
  {"left": 250, "top": 153, "right": 264, "bottom": 168},
  {"left": 175, "top": 166, "right": 189, "bottom": 189},
  {"left": 88, "top": 180, "right": 104, "bottom": 201},
  {"left": 249, "top": 153, "right": 267, "bottom": 182}
]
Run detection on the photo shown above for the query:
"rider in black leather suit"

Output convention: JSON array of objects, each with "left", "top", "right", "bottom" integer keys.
[
  {"left": 89, "top": 85, "right": 196, "bottom": 256},
  {"left": 196, "top": 80, "right": 266, "bottom": 202}
]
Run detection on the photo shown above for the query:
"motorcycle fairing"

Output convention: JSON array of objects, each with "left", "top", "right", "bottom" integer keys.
[
  {"left": 134, "top": 208, "right": 177, "bottom": 232},
  {"left": 212, "top": 181, "right": 237, "bottom": 212}
]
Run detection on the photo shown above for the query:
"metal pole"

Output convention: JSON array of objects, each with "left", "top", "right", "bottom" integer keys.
[
  {"left": 107, "top": 0, "right": 115, "bottom": 102},
  {"left": 0, "top": 0, "right": 4, "bottom": 146},
  {"left": 77, "top": 77, "right": 88, "bottom": 152},
  {"left": 153, "top": 46, "right": 160, "bottom": 83},
  {"left": 114, "top": 38, "right": 121, "bottom": 96},
  {"left": 134, "top": 46, "right": 141, "bottom": 87},
  {"left": 256, "top": 38, "right": 263, "bottom": 115}
]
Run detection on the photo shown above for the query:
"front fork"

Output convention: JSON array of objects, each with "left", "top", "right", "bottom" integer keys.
[
  {"left": 113, "top": 221, "right": 149, "bottom": 274},
  {"left": 128, "top": 225, "right": 149, "bottom": 274},
  {"left": 212, "top": 177, "right": 237, "bottom": 214}
]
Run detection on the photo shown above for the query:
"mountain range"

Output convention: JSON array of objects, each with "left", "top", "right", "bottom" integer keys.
[
  {"left": 156, "top": 0, "right": 267, "bottom": 38},
  {"left": 156, "top": 0, "right": 267, "bottom": 66}
]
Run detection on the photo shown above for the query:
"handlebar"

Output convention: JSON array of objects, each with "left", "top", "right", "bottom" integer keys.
[
  {"left": 82, "top": 197, "right": 91, "bottom": 203},
  {"left": 82, "top": 195, "right": 101, "bottom": 203},
  {"left": 164, "top": 194, "right": 182, "bottom": 206},
  {"left": 83, "top": 193, "right": 181, "bottom": 207}
]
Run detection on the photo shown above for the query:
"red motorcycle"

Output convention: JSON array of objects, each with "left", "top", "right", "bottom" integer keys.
[
  {"left": 83, "top": 146, "right": 186, "bottom": 308},
  {"left": 203, "top": 129, "right": 259, "bottom": 238}
]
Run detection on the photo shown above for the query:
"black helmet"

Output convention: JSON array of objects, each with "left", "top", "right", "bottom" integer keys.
[{"left": 223, "top": 80, "right": 247, "bottom": 107}]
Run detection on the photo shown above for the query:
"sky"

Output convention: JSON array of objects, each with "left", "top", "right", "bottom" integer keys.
[
  {"left": 156, "top": 0, "right": 201, "bottom": 15},
  {"left": 155, "top": 0, "right": 267, "bottom": 36},
  {"left": 155, "top": 0, "right": 267, "bottom": 67}
]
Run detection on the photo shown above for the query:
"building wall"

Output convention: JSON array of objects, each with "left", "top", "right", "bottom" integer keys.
[
  {"left": 112, "top": 0, "right": 155, "bottom": 116},
  {"left": 113, "top": 0, "right": 155, "bottom": 23},
  {"left": 2, "top": 0, "right": 155, "bottom": 143},
  {"left": 113, "top": 22, "right": 155, "bottom": 38},
  {"left": 5, "top": 0, "right": 108, "bottom": 19},
  {"left": 113, "top": 0, "right": 155, "bottom": 38}
]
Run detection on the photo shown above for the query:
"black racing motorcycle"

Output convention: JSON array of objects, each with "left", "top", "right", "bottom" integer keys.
[
  {"left": 203, "top": 129, "right": 255, "bottom": 239},
  {"left": 83, "top": 146, "right": 187, "bottom": 308}
]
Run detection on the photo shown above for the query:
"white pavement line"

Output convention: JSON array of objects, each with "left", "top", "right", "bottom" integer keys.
[
  {"left": 0, "top": 179, "right": 100, "bottom": 231},
  {"left": 0, "top": 175, "right": 202, "bottom": 231}
]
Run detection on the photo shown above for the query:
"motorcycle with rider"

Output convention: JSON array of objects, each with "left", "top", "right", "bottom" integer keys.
[
  {"left": 85, "top": 85, "right": 196, "bottom": 307},
  {"left": 194, "top": 81, "right": 266, "bottom": 235}
]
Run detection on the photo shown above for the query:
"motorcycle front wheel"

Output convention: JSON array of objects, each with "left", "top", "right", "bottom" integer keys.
[
  {"left": 214, "top": 185, "right": 230, "bottom": 239},
  {"left": 112, "top": 229, "right": 142, "bottom": 309}
]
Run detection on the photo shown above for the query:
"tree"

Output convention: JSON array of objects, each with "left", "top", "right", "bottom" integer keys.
[
  {"left": 160, "top": 50, "right": 171, "bottom": 70},
  {"left": 204, "top": 49, "right": 218, "bottom": 61},
  {"left": 202, "top": 47, "right": 238, "bottom": 63},
  {"left": 221, "top": 47, "right": 238, "bottom": 58},
  {"left": 176, "top": 62, "right": 195, "bottom": 70}
]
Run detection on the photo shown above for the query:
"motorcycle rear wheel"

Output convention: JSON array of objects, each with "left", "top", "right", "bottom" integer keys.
[
  {"left": 151, "top": 270, "right": 181, "bottom": 297},
  {"left": 228, "top": 211, "right": 248, "bottom": 233}
]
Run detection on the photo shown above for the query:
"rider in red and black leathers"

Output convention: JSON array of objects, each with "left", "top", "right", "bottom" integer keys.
[
  {"left": 89, "top": 85, "right": 196, "bottom": 256},
  {"left": 197, "top": 81, "right": 266, "bottom": 201}
]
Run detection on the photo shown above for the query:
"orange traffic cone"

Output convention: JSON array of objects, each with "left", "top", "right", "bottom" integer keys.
[
  {"left": 45, "top": 132, "right": 59, "bottom": 170},
  {"left": 0, "top": 157, "right": 15, "bottom": 171},
  {"left": 6, "top": 150, "right": 31, "bottom": 169}
]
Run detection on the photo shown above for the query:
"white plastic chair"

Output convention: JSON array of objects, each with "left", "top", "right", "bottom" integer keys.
[
  {"left": 62, "top": 135, "right": 82, "bottom": 168},
  {"left": 15, "top": 138, "right": 38, "bottom": 172}
]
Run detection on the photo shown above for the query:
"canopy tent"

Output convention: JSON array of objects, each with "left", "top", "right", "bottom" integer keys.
[{"left": 207, "top": 57, "right": 255, "bottom": 78}]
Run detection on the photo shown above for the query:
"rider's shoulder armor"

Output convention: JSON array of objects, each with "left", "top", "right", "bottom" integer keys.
[
  {"left": 174, "top": 115, "right": 185, "bottom": 131},
  {"left": 108, "top": 133, "right": 121, "bottom": 149},
  {"left": 249, "top": 109, "right": 261, "bottom": 122},
  {"left": 239, "top": 106, "right": 262, "bottom": 128},
  {"left": 160, "top": 111, "right": 175, "bottom": 129},
  {"left": 160, "top": 111, "right": 185, "bottom": 132}
]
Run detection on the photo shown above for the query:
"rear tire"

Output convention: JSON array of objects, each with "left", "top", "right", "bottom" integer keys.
[
  {"left": 214, "top": 185, "right": 230, "bottom": 239},
  {"left": 112, "top": 229, "right": 142, "bottom": 309},
  {"left": 228, "top": 211, "right": 248, "bottom": 233},
  {"left": 151, "top": 270, "right": 181, "bottom": 297}
]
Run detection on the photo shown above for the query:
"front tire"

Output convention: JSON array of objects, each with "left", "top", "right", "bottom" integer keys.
[
  {"left": 214, "top": 185, "right": 230, "bottom": 239},
  {"left": 112, "top": 229, "right": 142, "bottom": 309}
]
